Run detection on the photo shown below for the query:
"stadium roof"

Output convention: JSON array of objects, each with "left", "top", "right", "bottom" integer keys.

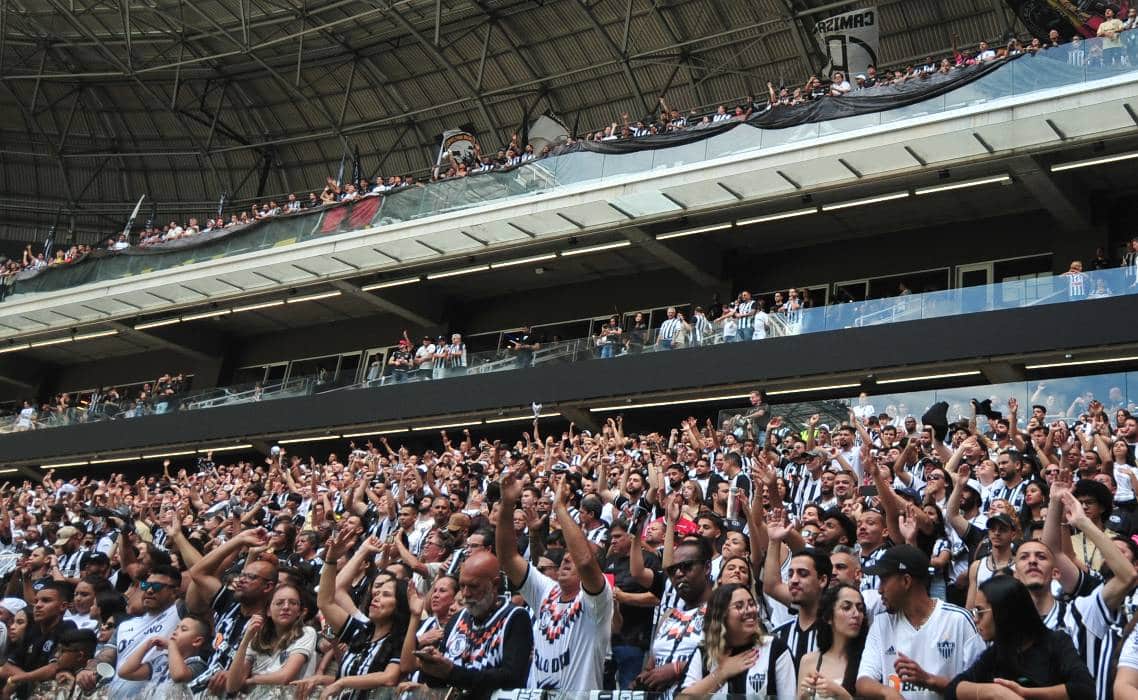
[{"left": 0, "top": 0, "right": 1018, "bottom": 242}]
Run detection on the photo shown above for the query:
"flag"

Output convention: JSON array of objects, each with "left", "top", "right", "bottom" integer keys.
[
  {"left": 351, "top": 145, "right": 362, "bottom": 185},
  {"left": 436, "top": 128, "right": 479, "bottom": 167},
  {"left": 1003, "top": 0, "right": 1131, "bottom": 40},
  {"left": 527, "top": 114, "right": 570, "bottom": 153},
  {"left": 813, "top": 7, "right": 880, "bottom": 78}
]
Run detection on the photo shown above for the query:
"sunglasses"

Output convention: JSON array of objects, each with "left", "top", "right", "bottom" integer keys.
[
  {"left": 665, "top": 560, "right": 703, "bottom": 576},
  {"left": 139, "top": 581, "right": 169, "bottom": 592}
]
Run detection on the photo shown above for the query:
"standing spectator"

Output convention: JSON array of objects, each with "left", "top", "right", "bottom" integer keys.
[
  {"left": 797, "top": 584, "right": 868, "bottom": 700},
  {"left": 387, "top": 338, "right": 415, "bottom": 382},
  {"left": 597, "top": 316, "right": 622, "bottom": 359},
  {"left": 414, "top": 336, "right": 437, "bottom": 380},
  {"left": 1099, "top": 6, "right": 1126, "bottom": 65},
  {"left": 497, "top": 470, "right": 613, "bottom": 691},
  {"left": 855, "top": 545, "right": 985, "bottom": 699},
  {"left": 1063, "top": 260, "right": 1090, "bottom": 300},
  {"left": 185, "top": 528, "right": 278, "bottom": 698},
  {"left": 679, "top": 583, "right": 796, "bottom": 699},
  {"left": 508, "top": 325, "right": 542, "bottom": 368},
  {"left": 657, "top": 307, "right": 683, "bottom": 350},
  {"left": 1122, "top": 236, "right": 1138, "bottom": 287},
  {"left": 947, "top": 576, "right": 1094, "bottom": 700},
  {"left": 625, "top": 312, "right": 648, "bottom": 354},
  {"left": 635, "top": 537, "right": 710, "bottom": 696}
]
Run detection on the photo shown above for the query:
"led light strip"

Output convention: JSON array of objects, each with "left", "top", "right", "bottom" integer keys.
[
  {"left": 914, "top": 175, "right": 1010, "bottom": 195},
  {"left": 736, "top": 208, "right": 819, "bottom": 226},
  {"left": 233, "top": 300, "right": 286, "bottom": 313},
  {"left": 591, "top": 393, "right": 750, "bottom": 412},
  {"left": 278, "top": 434, "right": 343, "bottom": 444},
  {"left": 821, "top": 192, "right": 910, "bottom": 211},
  {"left": 1025, "top": 355, "right": 1138, "bottom": 370},
  {"left": 141, "top": 450, "right": 198, "bottom": 459},
  {"left": 287, "top": 291, "right": 342, "bottom": 304},
  {"left": 135, "top": 318, "right": 181, "bottom": 330},
  {"left": 1050, "top": 151, "right": 1138, "bottom": 173},
  {"left": 484, "top": 412, "right": 562, "bottom": 424},
  {"left": 90, "top": 455, "right": 140, "bottom": 464},
  {"left": 40, "top": 461, "right": 88, "bottom": 469},
  {"left": 561, "top": 241, "right": 631, "bottom": 256},
  {"left": 766, "top": 382, "right": 861, "bottom": 395},
  {"left": 877, "top": 370, "right": 982, "bottom": 384},
  {"left": 657, "top": 223, "right": 734, "bottom": 241},
  {"left": 197, "top": 444, "right": 253, "bottom": 453},
  {"left": 362, "top": 277, "right": 420, "bottom": 291},
  {"left": 427, "top": 265, "right": 491, "bottom": 280},
  {"left": 181, "top": 309, "right": 231, "bottom": 321}
]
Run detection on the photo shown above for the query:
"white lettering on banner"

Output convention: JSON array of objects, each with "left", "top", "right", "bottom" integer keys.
[
  {"left": 813, "top": 7, "right": 881, "bottom": 78},
  {"left": 533, "top": 650, "right": 571, "bottom": 674}
]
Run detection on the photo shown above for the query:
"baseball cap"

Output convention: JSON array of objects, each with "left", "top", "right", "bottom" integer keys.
[
  {"left": 80, "top": 552, "right": 110, "bottom": 569},
  {"left": 807, "top": 448, "right": 830, "bottom": 460},
  {"left": 54, "top": 526, "right": 79, "bottom": 547},
  {"left": 446, "top": 513, "right": 472, "bottom": 533},
  {"left": 0, "top": 598, "right": 26, "bottom": 615},
  {"left": 863, "top": 544, "right": 931, "bottom": 579},
  {"left": 986, "top": 513, "right": 1016, "bottom": 531}
]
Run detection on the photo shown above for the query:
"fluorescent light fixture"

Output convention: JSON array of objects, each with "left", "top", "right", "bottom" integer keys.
[
  {"left": 181, "top": 309, "right": 231, "bottom": 322},
  {"left": 141, "top": 450, "right": 197, "bottom": 459},
  {"left": 914, "top": 175, "right": 1011, "bottom": 195},
  {"left": 341, "top": 430, "right": 383, "bottom": 439},
  {"left": 28, "top": 337, "right": 73, "bottom": 348},
  {"left": 591, "top": 393, "right": 751, "bottom": 412},
  {"left": 736, "top": 208, "right": 819, "bottom": 226},
  {"left": 233, "top": 300, "right": 286, "bottom": 313},
  {"left": 561, "top": 241, "right": 631, "bottom": 256},
  {"left": 410, "top": 421, "right": 479, "bottom": 432},
  {"left": 0, "top": 469, "right": 18, "bottom": 475},
  {"left": 41, "top": 461, "right": 88, "bottom": 469},
  {"left": 485, "top": 412, "right": 562, "bottom": 424},
  {"left": 1051, "top": 151, "right": 1138, "bottom": 173},
  {"left": 426, "top": 265, "right": 490, "bottom": 280},
  {"left": 90, "top": 455, "right": 140, "bottom": 464},
  {"left": 198, "top": 444, "right": 253, "bottom": 453},
  {"left": 490, "top": 254, "right": 558, "bottom": 269},
  {"left": 878, "top": 370, "right": 982, "bottom": 384},
  {"left": 766, "top": 382, "right": 861, "bottom": 396},
  {"left": 821, "top": 192, "right": 910, "bottom": 212},
  {"left": 1025, "top": 355, "right": 1138, "bottom": 370},
  {"left": 0, "top": 343, "right": 29, "bottom": 354},
  {"left": 656, "top": 223, "right": 733, "bottom": 241},
  {"left": 72, "top": 330, "right": 119, "bottom": 342},
  {"left": 362, "top": 277, "right": 420, "bottom": 291},
  {"left": 135, "top": 317, "right": 181, "bottom": 330},
  {"left": 286, "top": 290, "right": 342, "bottom": 304},
  {"left": 278, "top": 434, "right": 342, "bottom": 444}
]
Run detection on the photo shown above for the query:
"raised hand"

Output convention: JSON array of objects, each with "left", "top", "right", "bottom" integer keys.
[{"left": 243, "top": 614, "right": 264, "bottom": 640}]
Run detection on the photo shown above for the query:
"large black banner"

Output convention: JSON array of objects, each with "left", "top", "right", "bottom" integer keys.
[{"left": 1004, "top": 0, "right": 1132, "bottom": 40}]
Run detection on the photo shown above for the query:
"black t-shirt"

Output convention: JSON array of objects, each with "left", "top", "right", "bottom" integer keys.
[
  {"left": 190, "top": 588, "right": 251, "bottom": 694},
  {"left": 1108, "top": 508, "right": 1136, "bottom": 538},
  {"left": 604, "top": 550, "right": 661, "bottom": 647},
  {"left": 12, "top": 618, "right": 77, "bottom": 671}
]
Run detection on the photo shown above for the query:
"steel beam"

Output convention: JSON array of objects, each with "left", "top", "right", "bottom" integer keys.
[
  {"left": 620, "top": 227, "right": 722, "bottom": 289},
  {"left": 328, "top": 280, "right": 436, "bottom": 329}
]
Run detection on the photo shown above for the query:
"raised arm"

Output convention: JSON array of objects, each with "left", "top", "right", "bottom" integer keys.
[
  {"left": 317, "top": 525, "right": 361, "bottom": 634},
  {"left": 1063, "top": 492, "right": 1138, "bottom": 610},
  {"left": 554, "top": 478, "right": 606, "bottom": 594},
  {"left": 186, "top": 527, "right": 266, "bottom": 615},
  {"left": 496, "top": 469, "right": 529, "bottom": 586}
]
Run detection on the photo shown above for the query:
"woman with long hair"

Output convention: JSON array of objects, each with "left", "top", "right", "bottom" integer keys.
[
  {"left": 298, "top": 527, "right": 417, "bottom": 700},
  {"left": 949, "top": 575, "right": 1093, "bottom": 700},
  {"left": 966, "top": 512, "right": 1019, "bottom": 609},
  {"left": 796, "top": 584, "right": 867, "bottom": 700},
  {"left": 1018, "top": 480, "right": 1050, "bottom": 530},
  {"left": 226, "top": 583, "right": 318, "bottom": 697},
  {"left": 679, "top": 481, "right": 703, "bottom": 522},
  {"left": 680, "top": 583, "right": 796, "bottom": 699}
]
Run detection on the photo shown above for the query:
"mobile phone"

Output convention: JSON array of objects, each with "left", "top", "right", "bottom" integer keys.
[{"left": 859, "top": 485, "right": 879, "bottom": 498}]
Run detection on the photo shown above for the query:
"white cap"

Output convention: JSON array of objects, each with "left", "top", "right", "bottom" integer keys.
[{"left": 0, "top": 598, "right": 27, "bottom": 615}]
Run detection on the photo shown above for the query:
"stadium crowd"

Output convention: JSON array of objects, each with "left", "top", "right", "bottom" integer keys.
[
  {"left": 0, "top": 385, "right": 1135, "bottom": 699},
  {"left": 6, "top": 373, "right": 191, "bottom": 433},
  {"left": 5, "top": 24, "right": 1133, "bottom": 284}
]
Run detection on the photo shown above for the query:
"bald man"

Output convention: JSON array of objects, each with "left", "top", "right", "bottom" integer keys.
[{"left": 415, "top": 551, "right": 533, "bottom": 700}]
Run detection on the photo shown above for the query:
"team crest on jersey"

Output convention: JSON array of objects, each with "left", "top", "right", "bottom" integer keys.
[
  {"left": 447, "top": 634, "right": 468, "bottom": 658},
  {"left": 749, "top": 673, "right": 767, "bottom": 693},
  {"left": 937, "top": 640, "right": 955, "bottom": 660}
]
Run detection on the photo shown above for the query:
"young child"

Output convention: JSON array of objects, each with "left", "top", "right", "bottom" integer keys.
[
  {"left": 26, "top": 628, "right": 98, "bottom": 698},
  {"left": 117, "top": 615, "right": 210, "bottom": 699}
]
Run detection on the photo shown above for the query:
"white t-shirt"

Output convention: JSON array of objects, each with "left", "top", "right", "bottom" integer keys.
[
  {"left": 517, "top": 563, "right": 612, "bottom": 691},
  {"left": 245, "top": 626, "right": 318, "bottom": 698},
  {"left": 682, "top": 638, "right": 797, "bottom": 700},
  {"left": 111, "top": 604, "right": 182, "bottom": 698},
  {"left": 857, "top": 599, "right": 984, "bottom": 700}
]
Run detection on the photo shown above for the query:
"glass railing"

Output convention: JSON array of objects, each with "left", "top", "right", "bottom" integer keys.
[
  {"left": 718, "top": 369, "right": 1138, "bottom": 450},
  {"left": 6, "top": 38, "right": 1136, "bottom": 299},
  {"left": 2, "top": 266, "right": 1135, "bottom": 439}
]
